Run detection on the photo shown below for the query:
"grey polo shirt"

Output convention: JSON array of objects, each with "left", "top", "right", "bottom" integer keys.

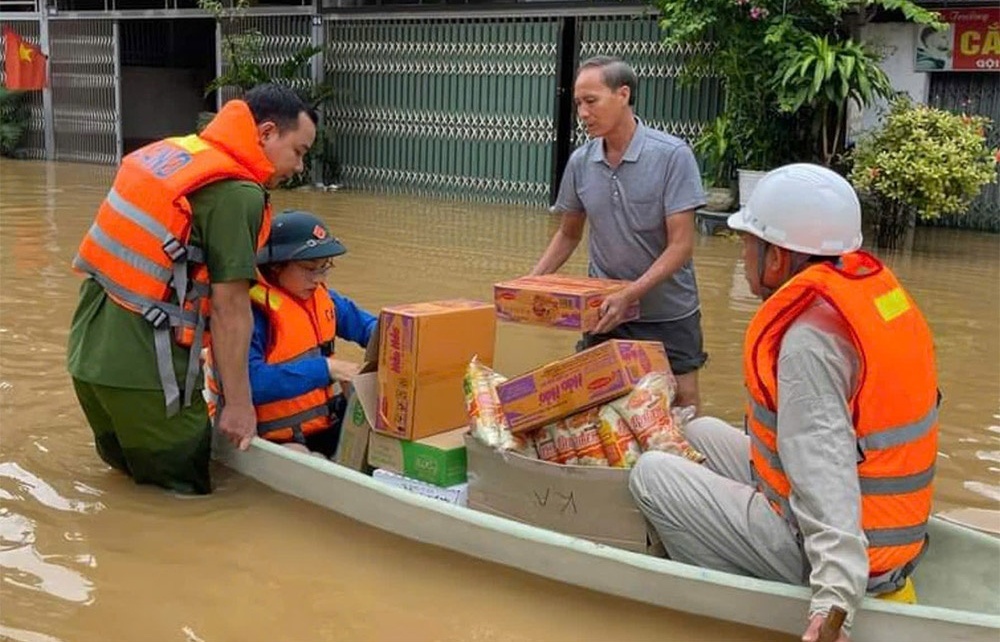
[{"left": 552, "top": 119, "right": 705, "bottom": 322}]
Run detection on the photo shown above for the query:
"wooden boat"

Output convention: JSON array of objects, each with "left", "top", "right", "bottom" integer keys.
[{"left": 214, "top": 434, "right": 1000, "bottom": 642}]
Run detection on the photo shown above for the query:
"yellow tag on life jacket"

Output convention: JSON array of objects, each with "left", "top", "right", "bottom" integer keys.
[
  {"left": 874, "top": 287, "right": 911, "bottom": 323},
  {"left": 249, "top": 284, "right": 276, "bottom": 309},
  {"left": 168, "top": 134, "right": 211, "bottom": 154}
]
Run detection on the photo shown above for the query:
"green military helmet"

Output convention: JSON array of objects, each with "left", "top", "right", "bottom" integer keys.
[{"left": 257, "top": 210, "right": 346, "bottom": 265}]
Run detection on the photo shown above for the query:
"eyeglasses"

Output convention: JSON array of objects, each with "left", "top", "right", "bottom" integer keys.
[{"left": 296, "top": 259, "right": 335, "bottom": 278}]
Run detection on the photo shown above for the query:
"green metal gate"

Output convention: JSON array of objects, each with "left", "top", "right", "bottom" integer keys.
[
  {"left": 216, "top": 13, "right": 313, "bottom": 109},
  {"left": 48, "top": 18, "right": 119, "bottom": 165},
  {"left": 324, "top": 17, "right": 559, "bottom": 205},
  {"left": 928, "top": 72, "right": 1000, "bottom": 232}
]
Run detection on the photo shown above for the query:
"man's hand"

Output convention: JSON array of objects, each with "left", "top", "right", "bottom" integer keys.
[
  {"left": 593, "top": 288, "right": 636, "bottom": 335},
  {"left": 802, "top": 613, "right": 851, "bottom": 642},
  {"left": 217, "top": 402, "right": 256, "bottom": 451}
]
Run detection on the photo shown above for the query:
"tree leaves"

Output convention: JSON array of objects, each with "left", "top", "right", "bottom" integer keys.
[{"left": 849, "top": 97, "right": 999, "bottom": 222}]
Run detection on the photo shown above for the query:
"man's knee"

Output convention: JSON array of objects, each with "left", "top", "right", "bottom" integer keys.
[
  {"left": 630, "top": 451, "right": 686, "bottom": 506},
  {"left": 684, "top": 416, "right": 737, "bottom": 449}
]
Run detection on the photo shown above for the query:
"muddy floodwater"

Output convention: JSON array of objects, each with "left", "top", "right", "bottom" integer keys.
[{"left": 1, "top": 159, "right": 997, "bottom": 642}]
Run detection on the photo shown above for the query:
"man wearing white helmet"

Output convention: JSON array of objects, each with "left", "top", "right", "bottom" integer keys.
[{"left": 629, "top": 163, "right": 940, "bottom": 640}]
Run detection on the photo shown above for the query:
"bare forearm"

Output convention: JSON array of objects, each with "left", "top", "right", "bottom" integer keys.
[
  {"left": 211, "top": 284, "right": 254, "bottom": 408},
  {"left": 531, "top": 229, "right": 581, "bottom": 276}
]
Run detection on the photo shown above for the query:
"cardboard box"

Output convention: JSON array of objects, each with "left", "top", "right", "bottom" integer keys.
[
  {"left": 372, "top": 468, "right": 468, "bottom": 507},
  {"left": 465, "top": 436, "right": 661, "bottom": 553},
  {"left": 376, "top": 299, "right": 496, "bottom": 440},
  {"left": 496, "top": 340, "right": 671, "bottom": 434},
  {"left": 334, "top": 371, "right": 378, "bottom": 472},
  {"left": 494, "top": 274, "right": 640, "bottom": 332},
  {"left": 367, "top": 427, "right": 468, "bottom": 487}
]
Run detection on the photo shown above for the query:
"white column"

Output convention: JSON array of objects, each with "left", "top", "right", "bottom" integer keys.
[
  {"left": 112, "top": 19, "right": 122, "bottom": 164},
  {"left": 215, "top": 20, "right": 223, "bottom": 112},
  {"left": 310, "top": 12, "right": 325, "bottom": 186},
  {"left": 39, "top": 4, "right": 55, "bottom": 159}
]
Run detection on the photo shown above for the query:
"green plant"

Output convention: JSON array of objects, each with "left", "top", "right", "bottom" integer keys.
[
  {"left": 198, "top": 0, "right": 338, "bottom": 187},
  {"left": 650, "top": 0, "right": 942, "bottom": 170},
  {"left": 0, "top": 87, "right": 29, "bottom": 158},
  {"left": 849, "top": 97, "right": 1000, "bottom": 249},
  {"left": 772, "top": 34, "right": 893, "bottom": 166},
  {"left": 693, "top": 115, "right": 732, "bottom": 187}
]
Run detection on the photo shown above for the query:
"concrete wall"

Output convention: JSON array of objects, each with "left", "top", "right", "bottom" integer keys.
[
  {"left": 848, "top": 22, "right": 930, "bottom": 141},
  {"left": 121, "top": 66, "right": 209, "bottom": 150}
]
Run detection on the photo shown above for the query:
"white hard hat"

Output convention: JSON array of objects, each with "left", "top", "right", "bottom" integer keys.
[{"left": 727, "top": 163, "right": 863, "bottom": 256}]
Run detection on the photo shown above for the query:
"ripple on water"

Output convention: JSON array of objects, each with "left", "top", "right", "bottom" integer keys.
[{"left": 0, "top": 463, "right": 101, "bottom": 607}]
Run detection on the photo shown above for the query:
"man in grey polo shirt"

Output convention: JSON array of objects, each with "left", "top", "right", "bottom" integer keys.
[{"left": 530, "top": 55, "right": 707, "bottom": 409}]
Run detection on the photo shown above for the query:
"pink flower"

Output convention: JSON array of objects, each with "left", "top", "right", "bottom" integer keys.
[{"left": 749, "top": 5, "right": 769, "bottom": 19}]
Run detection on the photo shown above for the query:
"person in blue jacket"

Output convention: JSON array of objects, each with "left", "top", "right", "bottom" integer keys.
[{"left": 206, "top": 210, "right": 376, "bottom": 457}]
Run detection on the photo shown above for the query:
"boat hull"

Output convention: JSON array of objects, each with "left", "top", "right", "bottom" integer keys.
[{"left": 216, "top": 436, "right": 1000, "bottom": 641}]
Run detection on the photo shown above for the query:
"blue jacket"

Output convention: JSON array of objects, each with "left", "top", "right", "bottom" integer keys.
[{"left": 249, "top": 288, "right": 376, "bottom": 405}]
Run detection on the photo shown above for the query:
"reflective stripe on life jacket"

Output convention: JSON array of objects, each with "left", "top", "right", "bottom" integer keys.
[
  {"left": 72, "top": 100, "right": 275, "bottom": 416},
  {"left": 206, "top": 277, "right": 337, "bottom": 444},
  {"left": 743, "top": 251, "right": 939, "bottom": 593}
]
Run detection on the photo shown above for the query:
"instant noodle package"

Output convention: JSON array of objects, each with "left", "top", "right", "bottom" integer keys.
[{"left": 466, "top": 354, "right": 703, "bottom": 468}]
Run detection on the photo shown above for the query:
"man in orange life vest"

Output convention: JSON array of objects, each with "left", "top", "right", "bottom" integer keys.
[
  {"left": 629, "top": 164, "right": 939, "bottom": 640},
  {"left": 67, "top": 84, "right": 317, "bottom": 495},
  {"left": 204, "top": 210, "right": 376, "bottom": 458}
]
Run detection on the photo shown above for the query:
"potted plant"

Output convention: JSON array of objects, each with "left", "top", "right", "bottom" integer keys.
[
  {"left": 849, "top": 97, "right": 1000, "bottom": 249},
  {"left": 649, "top": 0, "right": 941, "bottom": 204},
  {"left": 772, "top": 34, "right": 893, "bottom": 168},
  {"left": 693, "top": 115, "right": 736, "bottom": 211}
]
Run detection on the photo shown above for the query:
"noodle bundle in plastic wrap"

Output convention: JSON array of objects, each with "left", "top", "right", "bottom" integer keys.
[
  {"left": 463, "top": 356, "right": 537, "bottom": 457},
  {"left": 597, "top": 404, "right": 642, "bottom": 468},
  {"left": 564, "top": 407, "right": 609, "bottom": 466},
  {"left": 611, "top": 372, "right": 704, "bottom": 463}
]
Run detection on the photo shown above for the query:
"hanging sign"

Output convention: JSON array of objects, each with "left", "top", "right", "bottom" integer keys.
[{"left": 915, "top": 8, "right": 1000, "bottom": 72}]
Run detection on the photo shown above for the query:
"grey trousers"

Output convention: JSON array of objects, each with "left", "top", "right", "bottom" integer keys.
[{"left": 629, "top": 416, "right": 808, "bottom": 585}]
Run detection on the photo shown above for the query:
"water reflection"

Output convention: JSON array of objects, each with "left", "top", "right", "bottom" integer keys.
[
  {"left": 0, "top": 463, "right": 99, "bottom": 605},
  {"left": 0, "top": 625, "right": 66, "bottom": 642}
]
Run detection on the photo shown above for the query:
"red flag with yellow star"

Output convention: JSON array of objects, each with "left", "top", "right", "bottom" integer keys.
[{"left": 3, "top": 27, "right": 47, "bottom": 91}]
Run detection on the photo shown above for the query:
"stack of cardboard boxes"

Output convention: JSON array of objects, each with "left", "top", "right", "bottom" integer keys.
[
  {"left": 334, "top": 275, "right": 670, "bottom": 553},
  {"left": 470, "top": 274, "right": 671, "bottom": 553},
  {"left": 336, "top": 300, "right": 496, "bottom": 507}
]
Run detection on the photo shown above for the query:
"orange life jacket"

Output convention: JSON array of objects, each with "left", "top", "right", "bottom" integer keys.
[
  {"left": 72, "top": 100, "right": 275, "bottom": 416},
  {"left": 206, "top": 278, "right": 337, "bottom": 444},
  {"left": 743, "top": 251, "right": 939, "bottom": 593}
]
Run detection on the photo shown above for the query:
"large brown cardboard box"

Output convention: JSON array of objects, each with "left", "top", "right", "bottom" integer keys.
[
  {"left": 494, "top": 274, "right": 640, "bottom": 332},
  {"left": 496, "top": 340, "right": 672, "bottom": 434},
  {"left": 465, "top": 436, "right": 662, "bottom": 554},
  {"left": 376, "top": 299, "right": 496, "bottom": 440}
]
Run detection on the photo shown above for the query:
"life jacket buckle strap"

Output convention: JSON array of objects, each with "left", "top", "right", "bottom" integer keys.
[
  {"left": 162, "top": 237, "right": 187, "bottom": 262},
  {"left": 142, "top": 306, "right": 170, "bottom": 329}
]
